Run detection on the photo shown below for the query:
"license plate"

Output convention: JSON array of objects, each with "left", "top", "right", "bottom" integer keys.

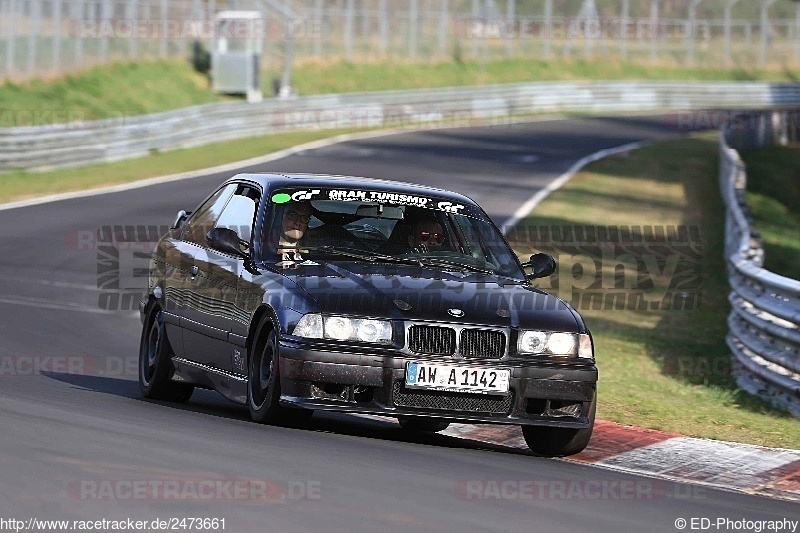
[{"left": 405, "top": 362, "right": 510, "bottom": 395}]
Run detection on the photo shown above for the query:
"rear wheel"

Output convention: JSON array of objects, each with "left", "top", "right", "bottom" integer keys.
[
  {"left": 138, "top": 306, "right": 194, "bottom": 403},
  {"left": 521, "top": 398, "right": 596, "bottom": 457},
  {"left": 398, "top": 416, "right": 450, "bottom": 433},
  {"left": 248, "top": 325, "right": 313, "bottom": 425}
]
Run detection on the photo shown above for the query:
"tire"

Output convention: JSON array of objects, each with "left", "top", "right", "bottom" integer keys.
[
  {"left": 521, "top": 398, "right": 596, "bottom": 457},
  {"left": 247, "top": 326, "right": 313, "bottom": 425},
  {"left": 398, "top": 416, "right": 450, "bottom": 433},
  {"left": 139, "top": 306, "right": 194, "bottom": 403}
]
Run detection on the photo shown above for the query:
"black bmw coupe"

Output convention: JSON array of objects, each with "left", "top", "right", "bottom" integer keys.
[{"left": 139, "top": 173, "right": 597, "bottom": 457}]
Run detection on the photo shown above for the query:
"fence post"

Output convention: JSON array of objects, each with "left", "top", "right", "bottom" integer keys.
[
  {"left": 724, "top": 0, "right": 740, "bottom": 67},
  {"left": 760, "top": 0, "right": 776, "bottom": 67},
  {"left": 313, "top": 0, "right": 322, "bottom": 57},
  {"left": 100, "top": 0, "right": 110, "bottom": 63},
  {"left": 544, "top": 0, "right": 552, "bottom": 59},
  {"left": 687, "top": 0, "right": 702, "bottom": 66},
  {"left": 438, "top": 0, "right": 448, "bottom": 57},
  {"left": 72, "top": 0, "right": 84, "bottom": 70},
  {"left": 503, "top": 0, "right": 514, "bottom": 57},
  {"left": 129, "top": 0, "right": 138, "bottom": 59},
  {"left": 53, "top": 0, "right": 61, "bottom": 74},
  {"left": 28, "top": 0, "right": 40, "bottom": 75},
  {"left": 379, "top": 0, "right": 388, "bottom": 57},
  {"left": 796, "top": 1, "right": 800, "bottom": 64},
  {"left": 344, "top": 0, "right": 354, "bottom": 60},
  {"left": 620, "top": 0, "right": 629, "bottom": 60},
  {"left": 409, "top": 0, "right": 418, "bottom": 60},
  {"left": 650, "top": 0, "right": 660, "bottom": 62},
  {"left": 160, "top": 0, "right": 167, "bottom": 58},
  {"left": 3, "top": 0, "right": 14, "bottom": 76}
]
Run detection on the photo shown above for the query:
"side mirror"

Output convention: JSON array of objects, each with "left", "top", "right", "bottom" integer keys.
[
  {"left": 171, "top": 210, "right": 191, "bottom": 230},
  {"left": 523, "top": 253, "right": 556, "bottom": 279},
  {"left": 206, "top": 227, "right": 247, "bottom": 259}
]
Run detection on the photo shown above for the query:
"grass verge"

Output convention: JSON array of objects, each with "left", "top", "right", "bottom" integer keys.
[
  {"left": 0, "top": 60, "right": 224, "bottom": 125},
  {"left": 1, "top": 57, "right": 797, "bottom": 126},
  {"left": 283, "top": 57, "right": 796, "bottom": 96},
  {"left": 0, "top": 128, "right": 373, "bottom": 204},
  {"left": 511, "top": 133, "right": 799, "bottom": 449},
  {"left": 740, "top": 144, "right": 800, "bottom": 279}
]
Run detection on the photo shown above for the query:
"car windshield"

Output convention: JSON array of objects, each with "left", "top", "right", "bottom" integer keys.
[{"left": 258, "top": 188, "right": 525, "bottom": 280}]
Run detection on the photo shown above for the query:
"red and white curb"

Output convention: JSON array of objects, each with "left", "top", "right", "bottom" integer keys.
[
  {"left": 441, "top": 421, "right": 800, "bottom": 502},
  {"left": 353, "top": 414, "right": 799, "bottom": 502}
]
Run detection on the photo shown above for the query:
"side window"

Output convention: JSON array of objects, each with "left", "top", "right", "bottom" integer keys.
[
  {"left": 182, "top": 184, "right": 237, "bottom": 246},
  {"left": 215, "top": 184, "right": 261, "bottom": 245}
]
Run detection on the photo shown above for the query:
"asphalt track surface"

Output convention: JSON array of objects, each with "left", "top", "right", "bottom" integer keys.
[{"left": 0, "top": 116, "right": 797, "bottom": 532}]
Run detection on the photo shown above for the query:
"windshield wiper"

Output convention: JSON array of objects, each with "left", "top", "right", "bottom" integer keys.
[
  {"left": 303, "top": 246, "right": 423, "bottom": 265},
  {"left": 304, "top": 246, "right": 520, "bottom": 279},
  {"left": 415, "top": 257, "right": 496, "bottom": 275}
]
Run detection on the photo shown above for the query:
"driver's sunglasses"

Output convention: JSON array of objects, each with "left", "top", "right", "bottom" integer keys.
[
  {"left": 286, "top": 210, "right": 312, "bottom": 223},
  {"left": 419, "top": 231, "right": 445, "bottom": 244}
]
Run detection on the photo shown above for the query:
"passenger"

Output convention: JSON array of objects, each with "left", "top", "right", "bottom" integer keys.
[{"left": 408, "top": 220, "right": 445, "bottom": 253}]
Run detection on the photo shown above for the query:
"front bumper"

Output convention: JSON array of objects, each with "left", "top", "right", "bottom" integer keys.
[{"left": 278, "top": 337, "right": 597, "bottom": 428}]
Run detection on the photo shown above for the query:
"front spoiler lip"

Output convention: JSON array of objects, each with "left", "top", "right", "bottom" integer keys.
[{"left": 278, "top": 396, "right": 592, "bottom": 429}]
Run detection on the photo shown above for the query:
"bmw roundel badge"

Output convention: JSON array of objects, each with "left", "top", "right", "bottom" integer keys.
[{"left": 447, "top": 308, "right": 464, "bottom": 317}]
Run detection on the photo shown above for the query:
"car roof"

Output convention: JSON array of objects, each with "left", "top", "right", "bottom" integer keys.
[{"left": 227, "top": 173, "right": 480, "bottom": 207}]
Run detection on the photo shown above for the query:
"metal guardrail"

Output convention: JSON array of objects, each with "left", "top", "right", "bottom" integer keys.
[
  {"left": 3, "top": 81, "right": 800, "bottom": 171},
  {"left": 719, "top": 110, "right": 800, "bottom": 418}
]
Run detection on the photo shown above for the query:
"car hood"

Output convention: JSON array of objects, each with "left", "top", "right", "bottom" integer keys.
[{"left": 274, "top": 261, "right": 582, "bottom": 332}]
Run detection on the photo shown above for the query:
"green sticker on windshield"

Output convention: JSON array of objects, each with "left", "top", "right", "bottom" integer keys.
[{"left": 271, "top": 193, "right": 291, "bottom": 204}]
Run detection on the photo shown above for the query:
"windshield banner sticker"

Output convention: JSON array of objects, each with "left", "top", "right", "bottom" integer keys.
[{"left": 272, "top": 188, "right": 465, "bottom": 214}]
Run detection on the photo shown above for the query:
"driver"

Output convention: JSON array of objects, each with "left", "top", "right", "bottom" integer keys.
[
  {"left": 277, "top": 201, "right": 313, "bottom": 263},
  {"left": 408, "top": 220, "right": 445, "bottom": 254}
]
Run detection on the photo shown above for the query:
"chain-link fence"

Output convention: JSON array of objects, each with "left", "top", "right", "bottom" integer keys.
[{"left": 2, "top": 0, "right": 800, "bottom": 81}]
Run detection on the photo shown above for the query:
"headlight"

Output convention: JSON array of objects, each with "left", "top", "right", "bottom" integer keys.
[
  {"left": 294, "top": 314, "right": 323, "bottom": 338},
  {"left": 324, "top": 316, "right": 353, "bottom": 340},
  {"left": 518, "top": 331, "right": 547, "bottom": 353},
  {"left": 578, "top": 333, "right": 593, "bottom": 360},
  {"left": 293, "top": 314, "right": 392, "bottom": 344},
  {"left": 518, "top": 330, "right": 590, "bottom": 358},
  {"left": 355, "top": 319, "right": 393, "bottom": 343}
]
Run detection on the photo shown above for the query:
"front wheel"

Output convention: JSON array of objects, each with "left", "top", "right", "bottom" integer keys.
[
  {"left": 398, "top": 416, "right": 450, "bottom": 433},
  {"left": 248, "top": 327, "right": 313, "bottom": 425},
  {"left": 139, "top": 306, "right": 194, "bottom": 403},
  {"left": 521, "top": 399, "right": 595, "bottom": 457}
]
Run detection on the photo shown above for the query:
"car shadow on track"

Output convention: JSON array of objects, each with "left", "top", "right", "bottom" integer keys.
[{"left": 41, "top": 371, "right": 533, "bottom": 458}]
